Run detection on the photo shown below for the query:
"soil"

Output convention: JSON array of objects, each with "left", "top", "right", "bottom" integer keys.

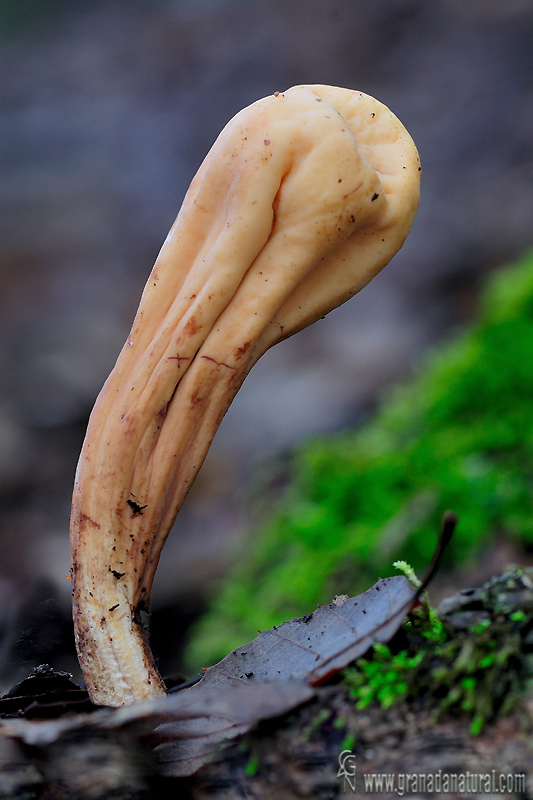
[{"left": 187, "top": 691, "right": 532, "bottom": 800}]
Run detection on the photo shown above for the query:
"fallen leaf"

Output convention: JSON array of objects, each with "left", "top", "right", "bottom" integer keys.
[
  {"left": 147, "top": 680, "right": 315, "bottom": 776},
  {"left": 0, "top": 679, "right": 314, "bottom": 776},
  {"left": 149, "top": 574, "right": 419, "bottom": 775},
  {"left": 196, "top": 575, "right": 417, "bottom": 690},
  {"left": 0, "top": 664, "right": 96, "bottom": 718}
]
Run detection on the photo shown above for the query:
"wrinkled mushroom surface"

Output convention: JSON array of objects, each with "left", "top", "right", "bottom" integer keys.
[{"left": 70, "top": 84, "right": 421, "bottom": 706}]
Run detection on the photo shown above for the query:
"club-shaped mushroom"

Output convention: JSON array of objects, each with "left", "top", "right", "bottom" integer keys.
[{"left": 70, "top": 84, "right": 421, "bottom": 706}]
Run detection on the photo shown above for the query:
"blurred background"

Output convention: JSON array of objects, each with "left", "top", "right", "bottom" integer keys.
[{"left": 1, "top": 0, "right": 533, "bottom": 688}]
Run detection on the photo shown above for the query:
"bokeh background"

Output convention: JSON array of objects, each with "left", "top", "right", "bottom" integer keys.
[{"left": 1, "top": 0, "right": 533, "bottom": 688}]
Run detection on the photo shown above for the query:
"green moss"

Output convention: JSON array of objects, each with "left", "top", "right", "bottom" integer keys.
[
  {"left": 340, "top": 732, "right": 356, "bottom": 752},
  {"left": 244, "top": 753, "right": 260, "bottom": 778},
  {"left": 185, "top": 252, "right": 533, "bottom": 671},
  {"left": 344, "top": 569, "right": 533, "bottom": 732},
  {"left": 303, "top": 708, "right": 332, "bottom": 741}
]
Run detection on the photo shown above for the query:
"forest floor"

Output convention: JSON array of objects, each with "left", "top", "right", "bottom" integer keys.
[{"left": 1, "top": 566, "right": 533, "bottom": 799}]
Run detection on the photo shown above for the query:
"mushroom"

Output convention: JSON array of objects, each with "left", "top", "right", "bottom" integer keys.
[{"left": 70, "top": 84, "right": 420, "bottom": 706}]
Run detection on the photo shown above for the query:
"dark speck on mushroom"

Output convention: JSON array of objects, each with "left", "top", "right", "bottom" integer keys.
[
  {"left": 109, "top": 567, "right": 125, "bottom": 579},
  {"left": 127, "top": 499, "right": 147, "bottom": 516}
]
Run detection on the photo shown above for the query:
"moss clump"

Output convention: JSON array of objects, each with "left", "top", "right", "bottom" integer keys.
[
  {"left": 186, "top": 252, "right": 533, "bottom": 670},
  {"left": 344, "top": 568, "right": 533, "bottom": 733}
]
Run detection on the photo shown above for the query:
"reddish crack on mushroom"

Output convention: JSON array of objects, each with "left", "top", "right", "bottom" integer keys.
[
  {"left": 168, "top": 354, "right": 190, "bottom": 367},
  {"left": 201, "top": 355, "right": 236, "bottom": 370},
  {"left": 343, "top": 181, "right": 363, "bottom": 199}
]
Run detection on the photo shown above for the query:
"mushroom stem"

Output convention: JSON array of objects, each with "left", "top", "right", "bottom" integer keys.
[{"left": 70, "top": 85, "right": 420, "bottom": 706}]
